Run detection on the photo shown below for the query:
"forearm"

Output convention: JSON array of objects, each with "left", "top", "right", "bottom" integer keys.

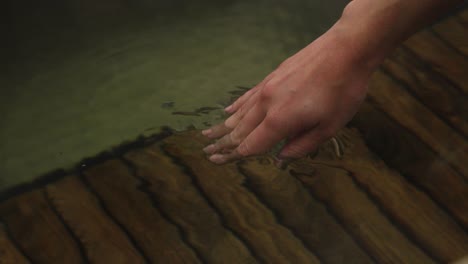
[{"left": 331, "top": 0, "right": 463, "bottom": 69}]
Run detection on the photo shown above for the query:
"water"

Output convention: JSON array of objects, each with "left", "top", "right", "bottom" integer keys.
[{"left": 0, "top": 0, "right": 346, "bottom": 191}]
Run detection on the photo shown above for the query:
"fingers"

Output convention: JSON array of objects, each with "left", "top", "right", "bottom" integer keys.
[
  {"left": 202, "top": 122, "right": 233, "bottom": 139},
  {"left": 225, "top": 86, "right": 258, "bottom": 114},
  {"left": 235, "top": 115, "right": 289, "bottom": 157},
  {"left": 203, "top": 104, "right": 265, "bottom": 155},
  {"left": 224, "top": 90, "right": 261, "bottom": 128},
  {"left": 278, "top": 127, "right": 325, "bottom": 159},
  {"left": 203, "top": 112, "right": 290, "bottom": 164},
  {"left": 225, "top": 72, "right": 276, "bottom": 114},
  {"left": 208, "top": 149, "right": 243, "bottom": 164},
  {"left": 203, "top": 87, "right": 262, "bottom": 139}
]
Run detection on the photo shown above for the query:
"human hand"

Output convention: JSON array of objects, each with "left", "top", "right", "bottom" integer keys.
[{"left": 202, "top": 25, "right": 376, "bottom": 164}]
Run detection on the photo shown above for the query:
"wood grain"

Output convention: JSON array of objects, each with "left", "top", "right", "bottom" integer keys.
[
  {"left": 0, "top": 190, "right": 84, "bottom": 264},
  {"left": 46, "top": 176, "right": 146, "bottom": 263},
  {"left": 83, "top": 159, "right": 202, "bottom": 264},
  {"left": 381, "top": 47, "right": 468, "bottom": 136},
  {"left": 164, "top": 131, "right": 321, "bottom": 264},
  {"left": 125, "top": 146, "right": 258, "bottom": 264},
  {"left": 301, "top": 128, "right": 468, "bottom": 263},
  {"left": 432, "top": 16, "right": 468, "bottom": 55},
  {"left": 352, "top": 102, "right": 468, "bottom": 229},
  {"left": 403, "top": 29, "right": 468, "bottom": 94},
  {"left": 0, "top": 225, "right": 30, "bottom": 264},
  {"left": 239, "top": 157, "right": 374, "bottom": 264},
  {"left": 368, "top": 70, "right": 468, "bottom": 179},
  {"left": 291, "top": 160, "right": 435, "bottom": 263}
]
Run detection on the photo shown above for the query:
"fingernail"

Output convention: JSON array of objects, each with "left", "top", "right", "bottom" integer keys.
[
  {"left": 225, "top": 105, "right": 233, "bottom": 113},
  {"left": 209, "top": 154, "right": 225, "bottom": 164},
  {"left": 203, "top": 144, "right": 216, "bottom": 154},
  {"left": 202, "top": 129, "right": 212, "bottom": 136}
]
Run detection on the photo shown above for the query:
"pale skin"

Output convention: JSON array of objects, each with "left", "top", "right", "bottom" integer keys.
[{"left": 202, "top": 0, "right": 463, "bottom": 164}]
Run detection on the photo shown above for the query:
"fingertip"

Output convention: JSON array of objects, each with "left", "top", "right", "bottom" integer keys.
[
  {"left": 224, "top": 105, "right": 234, "bottom": 113},
  {"left": 202, "top": 129, "right": 212, "bottom": 136},
  {"left": 209, "top": 154, "right": 226, "bottom": 164},
  {"left": 203, "top": 144, "right": 216, "bottom": 154}
]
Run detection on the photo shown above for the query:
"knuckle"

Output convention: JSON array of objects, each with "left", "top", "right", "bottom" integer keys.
[
  {"left": 229, "top": 132, "right": 242, "bottom": 145},
  {"left": 224, "top": 119, "right": 236, "bottom": 130},
  {"left": 237, "top": 142, "right": 253, "bottom": 157},
  {"left": 259, "top": 82, "right": 276, "bottom": 101}
]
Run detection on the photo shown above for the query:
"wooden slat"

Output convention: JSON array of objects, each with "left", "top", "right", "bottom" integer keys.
[
  {"left": 457, "top": 8, "right": 468, "bottom": 25},
  {"left": 125, "top": 146, "right": 258, "bottom": 264},
  {"left": 0, "top": 190, "right": 84, "bottom": 264},
  {"left": 432, "top": 15, "right": 468, "bottom": 55},
  {"left": 368, "top": 70, "right": 468, "bottom": 179},
  {"left": 291, "top": 161, "right": 435, "bottom": 263},
  {"left": 83, "top": 159, "right": 202, "bottom": 263},
  {"left": 352, "top": 102, "right": 468, "bottom": 229},
  {"left": 403, "top": 29, "right": 468, "bottom": 94},
  {"left": 45, "top": 176, "right": 146, "bottom": 263},
  {"left": 0, "top": 225, "right": 30, "bottom": 264},
  {"left": 239, "top": 157, "right": 375, "bottom": 264},
  {"left": 381, "top": 47, "right": 468, "bottom": 136},
  {"left": 163, "top": 131, "right": 321, "bottom": 264},
  {"left": 305, "top": 128, "right": 468, "bottom": 262}
]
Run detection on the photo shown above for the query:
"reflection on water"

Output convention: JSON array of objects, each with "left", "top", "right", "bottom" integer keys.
[{"left": 0, "top": 0, "right": 346, "bottom": 190}]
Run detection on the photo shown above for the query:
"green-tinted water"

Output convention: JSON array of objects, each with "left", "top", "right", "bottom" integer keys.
[{"left": 0, "top": 0, "right": 346, "bottom": 191}]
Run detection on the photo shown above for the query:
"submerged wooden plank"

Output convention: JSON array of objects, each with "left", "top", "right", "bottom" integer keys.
[
  {"left": 457, "top": 8, "right": 468, "bottom": 25},
  {"left": 291, "top": 161, "right": 435, "bottom": 263},
  {"left": 368, "top": 70, "right": 468, "bottom": 179},
  {"left": 304, "top": 128, "right": 468, "bottom": 263},
  {"left": 381, "top": 47, "right": 468, "bottom": 136},
  {"left": 239, "top": 157, "right": 374, "bottom": 264},
  {"left": 352, "top": 102, "right": 468, "bottom": 229},
  {"left": 0, "top": 225, "right": 30, "bottom": 264},
  {"left": 0, "top": 190, "right": 84, "bottom": 264},
  {"left": 46, "top": 176, "right": 146, "bottom": 264},
  {"left": 125, "top": 146, "right": 258, "bottom": 264},
  {"left": 163, "top": 131, "right": 321, "bottom": 264},
  {"left": 403, "top": 29, "right": 468, "bottom": 94},
  {"left": 83, "top": 159, "right": 202, "bottom": 264},
  {"left": 432, "top": 15, "right": 468, "bottom": 55}
]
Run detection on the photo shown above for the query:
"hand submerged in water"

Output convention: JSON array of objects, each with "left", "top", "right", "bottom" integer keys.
[
  {"left": 202, "top": 25, "right": 375, "bottom": 165},
  {"left": 201, "top": 23, "right": 379, "bottom": 164},
  {"left": 201, "top": 0, "right": 464, "bottom": 165}
]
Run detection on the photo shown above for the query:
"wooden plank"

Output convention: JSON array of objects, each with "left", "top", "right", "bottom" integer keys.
[
  {"left": 290, "top": 160, "right": 435, "bottom": 263},
  {"left": 0, "top": 225, "right": 30, "bottom": 264},
  {"left": 381, "top": 47, "right": 468, "bottom": 136},
  {"left": 403, "top": 29, "right": 468, "bottom": 94},
  {"left": 305, "top": 128, "right": 468, "bottom": 262},
  {"left": 45, "top": 176, "right": 146, "bottom": 264},
  {"left": 163, "top": 131, "right": 321, "bottom": 264},
  {"left": 125, "top": 146, "right": 258, "bottom": 264},
  {"left": 239, "top": 157, "right": 375, "bottom": 264},
  {"left": 457, "top": 8, "right": 468, "bottom": 25},
  {"left": 352, "top": 102, "right": 468, "bottom": 229},
  {"left": 432, "top": 16, "right": 468, "bottom": 55},
  {"left": 368, "top": 70, "right": 468, "bottom": 179},
  {"left": 0, "top": 190, "right": 84, "bottom": 264},
  {"left": 83, "top": 159, "right": 202, "bottom": 263}
]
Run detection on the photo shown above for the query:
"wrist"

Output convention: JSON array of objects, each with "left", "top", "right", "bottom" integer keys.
[{"left": 328, "top": 3, "right": 400, "bottom": 71}]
